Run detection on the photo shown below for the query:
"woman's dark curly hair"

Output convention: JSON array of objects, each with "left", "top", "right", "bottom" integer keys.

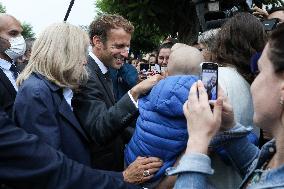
[{"left": 213, "top": 12, "right": 267, "bottom": 83}]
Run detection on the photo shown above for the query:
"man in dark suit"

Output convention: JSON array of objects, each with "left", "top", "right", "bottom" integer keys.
[
  {"left": 0, "top": 108, "right": 140, "bottom": 189},
  {"left": 72, "top": 14, "right": 163, "bottom": 171},
  {"left": 0, "top": 14, "right": 26, "bottom": 117}
]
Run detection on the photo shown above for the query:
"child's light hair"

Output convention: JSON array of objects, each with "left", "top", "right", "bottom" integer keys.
[{"left": 168, "top": 43, "right": 204, "bottom": 76}]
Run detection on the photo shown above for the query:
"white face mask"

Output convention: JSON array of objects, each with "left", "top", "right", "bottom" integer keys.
[{"left": 5, "top": 35, "right": 26, "bottom": 61}]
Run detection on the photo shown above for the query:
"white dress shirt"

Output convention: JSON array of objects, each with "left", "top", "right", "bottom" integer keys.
[
  {"left": 63, "top": 88, "right": 73, "bottom": 111},
  {"left": 89, "top": 51, "right": 108, "bottom": 74},
  {"left": 0, "top": 58, "right": 18, "bottom": 91}
]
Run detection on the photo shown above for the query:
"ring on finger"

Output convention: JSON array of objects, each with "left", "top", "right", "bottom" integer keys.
[{"left": 143, "top": 170, "right": 151, "bottom": 177}]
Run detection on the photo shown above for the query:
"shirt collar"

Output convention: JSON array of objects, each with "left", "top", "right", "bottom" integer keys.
[
  {"left": 0, "top": 58, "right": 13, "bottom": 70},
  {"left": 89, "top": 51, "right": 108, "bottom": 74}
]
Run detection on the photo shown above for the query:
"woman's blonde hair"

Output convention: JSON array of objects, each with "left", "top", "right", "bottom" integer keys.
[{"left": 17, "top": 22, "right": 90, "bottom": 89}]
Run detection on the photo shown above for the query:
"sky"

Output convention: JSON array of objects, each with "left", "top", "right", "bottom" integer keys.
[{"left": 1, "top": 0, "right": 97, "bottom": 36}]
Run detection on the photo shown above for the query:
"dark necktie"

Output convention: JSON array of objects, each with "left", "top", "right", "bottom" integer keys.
[
  {"left": 104, "top": 71, "right": 114, "bottom": 95},
  {"left": 10, "top": 64, "right": 19, "bottom": 80}
]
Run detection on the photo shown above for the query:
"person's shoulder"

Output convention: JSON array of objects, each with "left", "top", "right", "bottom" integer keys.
[
  {"left": 19, "top": 74, "right": 50, "bottom": 96},
  {"left": 219, "top": 66, "right": 237, "bottom": 75},
  {"left": 219, "top": 67, "right": 249, "bottom": 85}
]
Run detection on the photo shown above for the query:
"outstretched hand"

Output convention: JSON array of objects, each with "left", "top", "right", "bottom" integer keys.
[{"left": 130, "top": 74, "right": 164, "bottom": 101}]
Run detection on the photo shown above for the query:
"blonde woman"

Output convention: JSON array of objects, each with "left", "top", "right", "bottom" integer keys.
[{"left": 13, "top": 23, "right": 92, "bottom": 165}]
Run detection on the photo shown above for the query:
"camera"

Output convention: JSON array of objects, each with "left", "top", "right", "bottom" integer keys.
[
  {"left": 193, "top": 0, "right": 261, "bottom": 31},
  {"left": 262, "top": 18, "right": 280, "bottom": 31}
]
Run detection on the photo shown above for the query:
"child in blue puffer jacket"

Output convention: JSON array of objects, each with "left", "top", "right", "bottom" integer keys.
[{"left": 124, "top": 44, "right": 258, "bottom": 186}]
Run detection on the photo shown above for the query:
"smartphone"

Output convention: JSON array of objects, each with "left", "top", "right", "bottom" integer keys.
[
  {"left": 139, "top": 63, "right": 149, "bottom": 72},
  {"left": 201, "top": 62, "right": 218, "bottom": 100},
  {"left": 150, "top": 64, "right": 160, "bottom": 73}
]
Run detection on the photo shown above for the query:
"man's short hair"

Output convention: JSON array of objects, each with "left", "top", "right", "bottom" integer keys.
[{"left": 89, "top": 14, "right": 134, "bottom": 45}]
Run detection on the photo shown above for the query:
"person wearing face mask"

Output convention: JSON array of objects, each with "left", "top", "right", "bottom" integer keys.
[{"left": 0, "top": 14, "right": 26, "bottom": 118}]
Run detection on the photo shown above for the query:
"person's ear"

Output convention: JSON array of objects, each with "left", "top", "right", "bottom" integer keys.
[{"left": 92, "top": 36, "right": 103, "bottom": 49}]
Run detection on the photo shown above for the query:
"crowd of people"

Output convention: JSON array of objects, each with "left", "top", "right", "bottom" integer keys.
[{"left": 0, "top": 4, "right": 284, "bottom": 189}]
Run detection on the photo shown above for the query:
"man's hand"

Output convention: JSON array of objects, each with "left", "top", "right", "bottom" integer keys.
[{"left": 130, "top": 74, "right": 164, "bottom": 101}]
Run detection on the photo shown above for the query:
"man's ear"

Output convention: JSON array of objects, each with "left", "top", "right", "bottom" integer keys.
[
  {"left": 0, "top": 35, "right": 10, "bottom": 52},
  {"left": 92, "top": 36, "right": 103, "bottom": 49}
]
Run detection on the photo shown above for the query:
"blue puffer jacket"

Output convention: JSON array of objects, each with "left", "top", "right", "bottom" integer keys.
[
  {"left": 125, "top": 75, "right": 198, "bottom": 180},
  {"left": 124, "top": 75, "right": 258, "bottom": 181}
]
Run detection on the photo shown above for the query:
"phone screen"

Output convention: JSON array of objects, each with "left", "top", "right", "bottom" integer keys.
[
  {"left": 140, "top": 63, "right": 149, "bottom": 72},
  {"left": 150, "top": 64, "right": 160, "bottom": 73},
  {"left": 201, "top": 63, "right": 218, "bottom": 100}
]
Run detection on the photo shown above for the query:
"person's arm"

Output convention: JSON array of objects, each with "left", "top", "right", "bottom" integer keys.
[
  {"left": 166, "top": 153, "right": 214, "bottom": 189},
  {"left": 166, "top": 81, "right": 223, "bottom": 189},
  {"left": 0, "top": 109, "right": 140, "bottom": 189},
  {"left": 73, "top": 74, "right": 163, "bottom": 145},
  {"left": 221, "top": 131, "right": 260, "bottom": 177},
  {"left": 73, "top": 72, "right": 139, "bottom": 145}
]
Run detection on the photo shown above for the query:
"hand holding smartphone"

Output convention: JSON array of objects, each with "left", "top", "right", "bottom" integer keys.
[{"left": 201, "top": 62, "right": 218, "bottom": 100}]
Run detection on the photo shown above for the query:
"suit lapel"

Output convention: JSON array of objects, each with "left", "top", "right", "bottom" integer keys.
[
  {"left": 0, "top": 69, "right": 16, "bottom": 98},
  {"left": 58, "top": 99, "right": 90, "bottom": 142},
  {"left": 88, "top": 57, "right": 115, "bottom": 104},
  {"left": 37, "top": 73, "right": 90, "bottom": 142}
]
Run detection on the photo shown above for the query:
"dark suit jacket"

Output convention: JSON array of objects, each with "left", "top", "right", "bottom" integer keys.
[
  {"left": 0, "top": 69, "right": 17, "bottom": 118},
  {"left": 73, "top": 56, "right": 138, "bottom": 171},
  {"left": 0, "top": 109, "right": 140, "bottom": 189},
  {"left": 13, "top": 73, "right": 91, "bottom": 166}
]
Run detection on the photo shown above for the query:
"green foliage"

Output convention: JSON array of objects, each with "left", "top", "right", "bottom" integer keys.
[
  {"left": 96, "top": 0, "right": 164, "bottom": 53},
  {"left": 96, "top": 0, "right": 284, "bottom": 53},
  {"left": 96, "top": 0, "right": 199, "bottom": 53},
  {"left": 21, "top": 22, "right": 35, "bottom": 39},
  {"left": 0, "top": 3, "right": 6, "bottom": 13}
]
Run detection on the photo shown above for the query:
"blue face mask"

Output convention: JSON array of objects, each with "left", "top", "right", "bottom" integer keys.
[{"left": 5, "top": 35, "right": 26, "bottom": 60}]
